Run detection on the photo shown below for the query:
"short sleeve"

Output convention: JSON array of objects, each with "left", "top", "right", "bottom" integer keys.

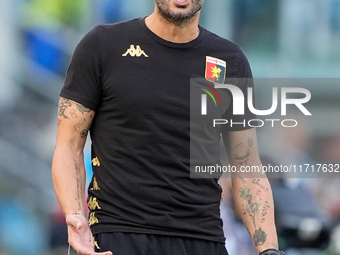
[
  {"left": 60, "top": 26, "right": 102, "bottom": 110},
  {"left": 222, "top": 49, "right": 257, "bottom": 131}
]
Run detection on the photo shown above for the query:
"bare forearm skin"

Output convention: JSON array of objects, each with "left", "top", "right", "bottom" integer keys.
[{"left": 52, "top": 145, "right": 86, "bottom": 216}]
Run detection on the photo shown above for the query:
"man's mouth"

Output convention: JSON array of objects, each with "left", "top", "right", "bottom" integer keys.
[{"left": 174, "top": 0, "right": 190, "bottom": 7}]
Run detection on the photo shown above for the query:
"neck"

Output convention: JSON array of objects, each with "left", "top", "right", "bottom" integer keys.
[{"left": 145, "top": 7, "right": 200, "bottom": 43}]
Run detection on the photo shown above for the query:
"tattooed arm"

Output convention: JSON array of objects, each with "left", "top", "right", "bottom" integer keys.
[
  {"left": 223, "top": 128, "right": 279, "bottom": 253},
  {"left": 52, "top": 97, "right": 109, "bottom": 255},
  {"left": 52, "top": 97, "right": 94, "bottom": 216}
]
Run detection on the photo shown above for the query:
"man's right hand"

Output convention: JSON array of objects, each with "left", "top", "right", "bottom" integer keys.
[{"left": 66, "top": 214, "right": 112, "bottom": 255}]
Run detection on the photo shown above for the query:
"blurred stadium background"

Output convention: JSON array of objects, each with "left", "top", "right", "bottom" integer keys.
[{"left": 0, "top": 0, "right": 339, "bottom": 254}]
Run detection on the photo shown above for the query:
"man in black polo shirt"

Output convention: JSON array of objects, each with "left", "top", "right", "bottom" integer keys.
[{"left": 52, "top": 1, "right": 283, "bottom": 255}]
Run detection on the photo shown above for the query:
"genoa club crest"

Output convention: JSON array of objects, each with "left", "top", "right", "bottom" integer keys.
[{"left": 205, "top": 56, "right": 227, "bottom": 84}]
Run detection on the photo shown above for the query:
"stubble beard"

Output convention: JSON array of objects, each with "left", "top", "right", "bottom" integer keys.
[{"left": 155, "top": 0, "right": 204, "bottom": 26}]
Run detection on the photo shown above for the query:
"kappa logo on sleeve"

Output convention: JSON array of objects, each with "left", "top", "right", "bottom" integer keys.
[
  {"left": 122, "top": 45, "right": 149, "bottom": 57},
  {"left": 205, "top": 56, "right": 226, "bottom": 84}
]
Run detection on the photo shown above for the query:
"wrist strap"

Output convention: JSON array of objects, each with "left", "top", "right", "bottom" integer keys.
[{"left": 259, "top": 249, "right": 285, "bottom": 255}]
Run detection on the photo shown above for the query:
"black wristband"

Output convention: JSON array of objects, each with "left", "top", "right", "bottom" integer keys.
[{"left": 259, "top": 249, "right": 285, "bottom": 255}]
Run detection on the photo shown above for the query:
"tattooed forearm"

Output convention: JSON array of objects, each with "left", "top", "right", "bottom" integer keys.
[
  {"left": 253, "top": 228, "right": 267, "bottom": 246},
  {"left": 77, "top": 103, "right": 91, "bottom": 115},
  {"left": 74, "top": 118, "right": 86, "bottom": 130},
  {"left": 233, "top": 137, "right": 254, "bottom": 165},
  {"left": 58, "top": 98, "right": 72, "bottom": 119},
  {"left": 74, "top": 159, "right": 84, "bottom": 212},
  {"left": 261, "top": 201, "right": 270, "bottom": 223},
  {"left": 70, "top": 109, "right": 78, "bottom": 118},
  {"left": 252, "top": 179, "right": 269, "bottom": 192},
  {"left": 80, "top": 121, "right": 92, "bottom": 138},
  {"left": 240, "top": 186, "right": 261, "bottom": 228},
  {"left": 230, "top": 130, "right": 275, "bottom": 249},
  {"left": 234, "top": 143, "right": 250, "bottom": 165},
  {"left": 80, "top": 129, "right": 88, "bottom": 138},
  {"left": 239, "top": 183, "right": 267, "bottom": 246}
]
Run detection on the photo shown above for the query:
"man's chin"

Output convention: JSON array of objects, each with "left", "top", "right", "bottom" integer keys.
[
  {"left": 156, "top": 0, "right": 201, "bottom": 25},
  {"left": 165, "top": 13, "right": 195, "bottom": 25}
]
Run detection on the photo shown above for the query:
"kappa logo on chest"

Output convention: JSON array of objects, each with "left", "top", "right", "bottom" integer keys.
[{"left": 122, "top": 44, "right": 149, "bottom": 57}]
